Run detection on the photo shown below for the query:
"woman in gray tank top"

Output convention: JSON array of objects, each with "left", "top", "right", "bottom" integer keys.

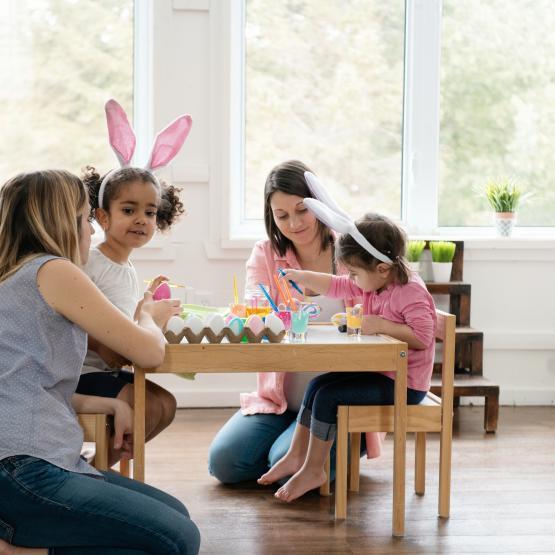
[{"left": 0, "top": 170, "right": 200, "bottom": 555}]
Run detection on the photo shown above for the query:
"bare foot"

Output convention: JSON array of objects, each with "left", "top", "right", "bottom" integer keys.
[
  {"left": 274, "top": 467, "right": 327, "bottom": 502},
  {"left": 0, "top": 539, "right": 47, "bottom": 554},
  {"left": 257, "top": 453, "right": 304, "bottom": 485}
]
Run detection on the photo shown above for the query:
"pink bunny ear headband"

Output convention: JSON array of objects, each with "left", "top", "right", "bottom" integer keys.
[
  {"left": 98, "top": 99, "right": 193, "bottom": 209},
  {"left": 303, "top": 171, "right": 393, "bottom": 265}
]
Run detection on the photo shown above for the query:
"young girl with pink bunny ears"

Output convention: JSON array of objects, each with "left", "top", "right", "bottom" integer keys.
[{"left": 77, "top": 99, "right": 192, "bottom": 467}]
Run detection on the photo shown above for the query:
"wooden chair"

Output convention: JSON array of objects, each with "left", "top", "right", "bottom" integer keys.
[
  {"left": 329, "top": 309, "right": 456, "bottom": 521},
  {"left": 77, "top": 413, "right": 130, "bottom": 476}
]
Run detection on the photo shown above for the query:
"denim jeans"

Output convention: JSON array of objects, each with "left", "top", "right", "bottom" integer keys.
[
  {"left": 298, "top": 372, "right": 427, "bottom": 441},
  {"left": 208, "top": 409, "right": 366, "bottom": 484},
  {"left": 0, "top": 456, "right": 200, "bottom": 555}
]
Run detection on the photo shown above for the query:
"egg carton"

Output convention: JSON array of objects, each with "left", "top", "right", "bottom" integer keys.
[{"left": 165, "top": 326, "right": 286, "bottom": 345}]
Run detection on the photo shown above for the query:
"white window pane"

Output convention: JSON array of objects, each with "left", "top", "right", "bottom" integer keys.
[
  {"left": 440, "top": 0, "right": 555, "bottom": 227},
  {"left": 0, "top": 0, "right": 134, "bottom": 180},
  {"left": 244, "top": 0, "right": 405, "bottom": 222}
]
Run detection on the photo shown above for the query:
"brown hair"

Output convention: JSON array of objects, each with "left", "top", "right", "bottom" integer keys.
[
  {"left": 83, "top": 166, "right": 185, "bottom": 231},
  {"left": 0, "top": 169, "right": 87, "bottom": 283},
  {"left": 335, "top": 213, "right": 411, "bottom": 285},
  {"left": 264, "top": 160, "right": 333, "bottom": 257}
]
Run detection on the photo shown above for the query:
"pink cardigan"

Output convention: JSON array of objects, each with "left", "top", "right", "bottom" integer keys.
[
  {"left": 239, "top": 239, "right": 384, "bottom": 458},
  {"left": 327, "top": 273, "right": 437, "bottom": 391}
]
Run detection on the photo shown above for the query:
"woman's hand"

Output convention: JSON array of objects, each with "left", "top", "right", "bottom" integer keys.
[
  {"left": 138, "top": 291, "right": 181, "bottom": 330},
  {"left": 112, "top": 399, "right": 134, "bottom": 459}
]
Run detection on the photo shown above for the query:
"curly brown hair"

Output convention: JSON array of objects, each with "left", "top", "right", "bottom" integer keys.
[{"left": 82, "top": 166, "right": 185, "bottom": 231}]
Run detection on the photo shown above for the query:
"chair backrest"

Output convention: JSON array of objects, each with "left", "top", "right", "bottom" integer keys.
[{"left": 434, "top": 309, "right": 456, "bottom": 403}]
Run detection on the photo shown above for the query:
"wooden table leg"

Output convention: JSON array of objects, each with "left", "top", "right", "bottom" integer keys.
[
  {"left": 393, "top": 348, "right": 408, "bottom": 537},
  {"left": 133, "top": 366, "right": 146, "bottom": 482}
]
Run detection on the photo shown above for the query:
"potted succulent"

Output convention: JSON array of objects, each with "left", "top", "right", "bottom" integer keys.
[
  {"left": 406, "top": 240, "right": 426, "bottom": 274},
  {"left": 484, "top": 178, "right": 525, "bottom": 237},
  {"left": 429, "top": 241, "right": 456, "bottom": 282}
]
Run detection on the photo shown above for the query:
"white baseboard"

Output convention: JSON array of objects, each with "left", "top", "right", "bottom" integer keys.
[{"left": 171, "top": 387, "right": 555, "bottom": 408}]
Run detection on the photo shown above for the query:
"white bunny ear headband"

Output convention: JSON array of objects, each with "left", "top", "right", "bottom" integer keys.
[
  {"left": 98, "top": 99, "right": 193, "bottom": 209},
  {"left": 303, "top": 171, "right": 393, "bottom": 265}
]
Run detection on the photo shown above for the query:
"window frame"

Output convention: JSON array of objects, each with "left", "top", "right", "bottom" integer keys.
[{"left": 208, "top": 0, "right": 554, "bottom": 257}]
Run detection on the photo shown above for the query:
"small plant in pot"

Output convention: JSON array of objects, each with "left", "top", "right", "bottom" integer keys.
[
  {"left": 485, "top": 177, "right": 525, "bottom": 237},
  {"left": 429, "top": 241, "right": 456, "bottom": 282},
  {"left": 406, "top": 240, "right": 426, "bottom": 273}
]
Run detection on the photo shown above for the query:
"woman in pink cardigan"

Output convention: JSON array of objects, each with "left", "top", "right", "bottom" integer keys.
[{"left": 208, "top": 160, "right": 363, "bottom": 484}]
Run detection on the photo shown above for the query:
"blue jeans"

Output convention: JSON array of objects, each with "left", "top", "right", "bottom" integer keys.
[
  {"left": 298, "top": 372, "right": 427, "bottom": 441},
  {"left": 0, "top": 456, "right": 200, "bottom": 555},
  {"left": 208, "top": 409, "right": 366, "bottom": 484}
]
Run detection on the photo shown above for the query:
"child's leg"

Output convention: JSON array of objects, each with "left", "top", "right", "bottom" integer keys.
[
  {"left": 144, "top": 381, "right": 177, "bottom": 438},
  {"left": 257, "top": 372, "right": 346, "bottom": 485},
  {"left": 275, "top": 434, "right": 333, "bottom": 502},
  {"left": 275, "top": 372, "right": 396, "bottom": 502}
]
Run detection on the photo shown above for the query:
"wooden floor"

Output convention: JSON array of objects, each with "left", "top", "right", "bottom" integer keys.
[{"left": 143, "top": 406, "right": 555, "bottom": 554}]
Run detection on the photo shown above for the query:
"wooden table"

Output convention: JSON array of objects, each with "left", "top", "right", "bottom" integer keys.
[{"left": 133, "top": 325, "right": 408, "bottom": 536}]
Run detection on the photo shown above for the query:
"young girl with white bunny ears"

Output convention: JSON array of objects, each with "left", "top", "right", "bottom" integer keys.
[
  {"left": 257, "top": 172, "right": 436, "bottom": 502},
  {"left": 77, "top": 99, "right": 192, "bottom": 467}
]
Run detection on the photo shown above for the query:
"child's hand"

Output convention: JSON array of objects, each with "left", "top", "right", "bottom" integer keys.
[
  {"left": 112, "top": 399, "right": 134, "bottom": 458},
  {"left": 279, "top": 268, "right": 308, "bottom": 285},
  {"left": 140, "top": 291, "right": 182, "bottom": 330},
  {"left": 362, "top": 314, "right": 385, "bottom": 335}
]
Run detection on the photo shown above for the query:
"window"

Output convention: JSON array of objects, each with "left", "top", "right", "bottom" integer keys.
[
  {"left": 243, "top": 1, "right": 406, "bottom": 223},
  {"left": 0, "top": 0, "right": 134, "bottom": 181},
  {"left": 440, "top": 0, "right": 555, "bottom": 227}
]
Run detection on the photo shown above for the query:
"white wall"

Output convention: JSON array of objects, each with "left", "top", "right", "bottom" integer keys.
[{"left": 136, "top": 1, "right": 555, "bottom": 407}]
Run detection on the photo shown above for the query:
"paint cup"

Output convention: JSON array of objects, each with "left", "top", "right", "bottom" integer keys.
[
  {"left": 346, "top": 305, "right": 362, "bottom": 339},
  {"left": 290, "top": 310, "right": 309, "bottom": 343}
]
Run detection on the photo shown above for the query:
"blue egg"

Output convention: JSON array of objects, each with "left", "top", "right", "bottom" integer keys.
[{"left": 228, "top": 316, "right": 244, "bottom": 336}]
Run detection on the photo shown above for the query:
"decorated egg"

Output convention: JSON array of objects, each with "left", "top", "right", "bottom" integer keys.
[
  {"left": 183, "top": 314, "right": 204, "bottom": 335},
  {"left": 245, "top": 314, "right": 265, "bottom": 335},
  {"left": 167, "top": 316, "right": 185, "bottom": 334},
  {"left": 265, "top": 312, "right": 285, "bottom": 335},
  {"left": 205, "top": 313, "right": 225, "bottom": 335},
  {"left": 224, "top": 313, "right": 236, "bottom": 325},
  {"left": 227, "top": 316, "right": 244, "bottom": 336},
  {"left": 153, "top": 282, "right": 171, "bottom": 301}
]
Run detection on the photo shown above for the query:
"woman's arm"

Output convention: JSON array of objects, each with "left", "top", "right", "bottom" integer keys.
[
  {"left": 37, "top": 259, "right": 180, "bottom": 369},
  {"left": 72, "top": 393, "right": 133, "bottom": 455}
]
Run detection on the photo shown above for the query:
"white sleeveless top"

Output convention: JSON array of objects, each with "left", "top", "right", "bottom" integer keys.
[{"left": 283, "top": 294, "right": 345, "bottom": 412}]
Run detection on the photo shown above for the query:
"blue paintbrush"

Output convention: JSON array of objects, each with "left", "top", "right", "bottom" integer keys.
[{"left": 278, "top": 268, "right": 304, "bottom": 298}]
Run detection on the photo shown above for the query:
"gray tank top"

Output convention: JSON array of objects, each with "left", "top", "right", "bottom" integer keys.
[{"left": 0, "top": 255, "right": 99, "bottom": 475}]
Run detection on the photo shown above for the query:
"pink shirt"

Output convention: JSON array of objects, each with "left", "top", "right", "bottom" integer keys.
[
  {"left": 327, "top": 273, "right": 437, "bottom": 392},
  {"left": 239, "top": 239, "right": 385, "bottom": 458},
  {"left": 240, "top": 238, "right": 357, "bottom": 415}
]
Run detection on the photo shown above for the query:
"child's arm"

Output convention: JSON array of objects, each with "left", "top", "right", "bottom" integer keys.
[
  {"left": 279, "top": 268, "right": 333, "bottom": 296},
  {"left": 72, "top": 394, "right": 133, "bottom": 456},
  {"left": 38, "top": 259, "right": 180, "bottom": 369},
  {"left": 362, "top": 316, "right": 427, "bottom": 349}
]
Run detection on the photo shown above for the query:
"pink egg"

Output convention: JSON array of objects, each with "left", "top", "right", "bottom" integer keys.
[
  {"left": 245, "top": 314, "right": 265, "bottom": 335},
  {"left": 153, "top": 282, "right": 171, "bottom": 300}
]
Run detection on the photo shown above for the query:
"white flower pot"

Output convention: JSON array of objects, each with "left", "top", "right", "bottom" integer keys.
[
  {"left": 431, "top": 262, "right": 453, "bottom": 282},
  {"left": 407, "top": 261, "right": 420, "bottom": 274},
  {"left": 494, "top": 212, "right": 516, "bottom": 237}
]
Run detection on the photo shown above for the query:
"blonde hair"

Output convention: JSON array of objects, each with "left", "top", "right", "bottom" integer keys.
[{"left": 0, "top": 169, "right": 87, "bottom": 284}]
